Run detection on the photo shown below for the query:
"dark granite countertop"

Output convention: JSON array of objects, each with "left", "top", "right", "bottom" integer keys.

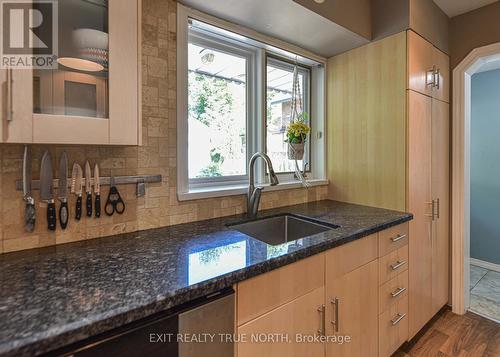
[{"left": 0, "top": 200, "right": 412, "bottom": 356}]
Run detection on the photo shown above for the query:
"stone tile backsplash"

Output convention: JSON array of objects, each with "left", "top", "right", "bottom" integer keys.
[{"left": 0, "top": 0, "right": 328, "bottom": 254}]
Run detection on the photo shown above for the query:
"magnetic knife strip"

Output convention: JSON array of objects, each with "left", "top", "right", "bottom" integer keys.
[{"left": 16, "top": 174, "right": 162, "bottom": 197}]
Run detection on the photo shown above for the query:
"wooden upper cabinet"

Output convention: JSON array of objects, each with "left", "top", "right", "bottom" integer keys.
[
  {"left": 0, "top": 69, "right": 33, "bottom": 143},
  {"left": 1, "top": 0, "right": 141, "bottom": 145},
  {"left": 407, "top": 30, "right": 449, "bottom": 103},
  {"left": 432, "top": 49, "right": 450, "bottom": 103},
  {"left": 408, "top": 31, "right": 434, "bottom": 97}
]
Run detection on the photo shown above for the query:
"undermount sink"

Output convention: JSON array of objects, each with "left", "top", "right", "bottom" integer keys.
[{"left": 227, "top": 214, "right": 339, "bottom": 246}]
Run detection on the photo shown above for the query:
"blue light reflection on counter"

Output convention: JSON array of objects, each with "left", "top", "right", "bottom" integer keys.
[{"left": 188, "top": 240, "right": 247, "bottom": 285}]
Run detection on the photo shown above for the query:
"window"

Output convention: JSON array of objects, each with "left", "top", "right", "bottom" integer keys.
[{"left": 177, "top": 6, "right": 326, "bottom": 200}]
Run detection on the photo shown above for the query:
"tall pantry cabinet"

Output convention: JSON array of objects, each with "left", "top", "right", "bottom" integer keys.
[
  {"left": 327, "top": 29, "right": 450, "bottom": 343},
  {"left": 407, "top": 30, "right": 450, "bottom": 338}
]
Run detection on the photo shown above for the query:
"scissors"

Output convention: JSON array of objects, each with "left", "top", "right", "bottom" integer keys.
[{"left": 105, "top": 176, "right": 125, "bottom": 216}]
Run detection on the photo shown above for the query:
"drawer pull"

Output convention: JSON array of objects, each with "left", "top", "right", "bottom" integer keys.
[
  {"left": 390, "top": 260, "right": 406, "bottom": 270},
  {"left": 330, "top": 297, "right": 339, "bottom": 333},
  {"left": 391, "top": 313, "right": 407, "bottom": 326},
  {"left": 391, "top": 234, "right": 406, "bottom": 243},
  {"left": 390, "top": 287, "right": 406, "bottom": 298},
  {"left": 317, "top": 304, "right": 325, "bottom": 336}
]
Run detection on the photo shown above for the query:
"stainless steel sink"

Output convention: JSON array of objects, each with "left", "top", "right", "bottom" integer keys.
[{"left": 227, "top": 214, "right": 338, "bottom": 246}]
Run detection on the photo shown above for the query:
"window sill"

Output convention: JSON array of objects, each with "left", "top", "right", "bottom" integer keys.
[{"left": 178, "top": 179, "right": 329, "bottom": 201}]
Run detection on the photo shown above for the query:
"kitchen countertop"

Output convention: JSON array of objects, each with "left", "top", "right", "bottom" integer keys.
[{"left": 0, "top": 200, "right": 412, "bottom": 356}]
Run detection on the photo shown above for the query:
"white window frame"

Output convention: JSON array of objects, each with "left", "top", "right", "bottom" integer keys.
[{"left": 177, "top": 4, "right": 328, "bottom": 201}]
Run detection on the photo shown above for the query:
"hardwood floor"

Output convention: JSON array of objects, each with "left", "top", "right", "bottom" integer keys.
[{"left": 395, "top": 308, "right": 500, "bottom": 356}]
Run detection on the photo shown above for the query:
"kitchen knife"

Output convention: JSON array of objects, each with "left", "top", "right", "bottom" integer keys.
[
  {"left": 40, "top": 150, "right": 56, "bottom": 231},
  {"left": 84, "top": 161, "right": 92, "bottom": 217},
  {"left": 71, "top": 163, "right": 83, "bottom": 220},
  {"left": 94, "top": 163, "right": 101, "bottom": 218},
  {"left": 22, "top": 145, "right": 36, "bottom": 232},
  {"left": 58, "top": 152, "right": 69, "bottom": 229}
]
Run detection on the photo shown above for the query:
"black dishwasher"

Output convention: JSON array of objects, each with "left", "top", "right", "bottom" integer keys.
[{"left": 47, "top": 288, "right": 234, "bottom": 357}]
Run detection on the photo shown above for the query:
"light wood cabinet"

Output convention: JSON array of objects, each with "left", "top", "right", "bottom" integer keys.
[
  {"left": 407, "top": 30, "right": 449, "bottom": 103},
  {"left": 328, "top": 29, "right": 450, "bottom": 345},
  {"left": 378, "top": 296, "right": 409, "bottom": 357},
  {"left": 237, "top": 254, "right": 324, "bottom": 326},
  {"left": 408, "top": 91, "right": 450, "bottom": 338},
  {"left": 237, "top": 287, "right": 325, "bottom": 357},
  {"left": 407, "top": 90, "right": 434, "bottom": 336},
  {"left": 0, "top": 0, "right": 141, "bottom": 145},
  {"left": 0, "top": 69, "right": 33, "bottom": 143},
  {"left": 431, "top": 99, "right": 450, "bottom": 313},
  {"left": 325, "top": 259, "right": 379, "bottom": 357}
]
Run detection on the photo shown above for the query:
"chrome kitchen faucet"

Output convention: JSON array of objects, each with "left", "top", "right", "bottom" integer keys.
[{"left": 247, "top": 152, "right": 279, "bottom": 218}]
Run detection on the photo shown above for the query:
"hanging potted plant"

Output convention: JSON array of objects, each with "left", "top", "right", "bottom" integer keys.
[{"left": 286, "top": 113, "right": 310, "bottom": 160}]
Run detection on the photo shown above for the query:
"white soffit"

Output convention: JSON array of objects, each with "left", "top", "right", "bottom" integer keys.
[
  {"left": 433, "top": 0, "right": 498, "bottom": 17},
  {"left": 179, "top": 0, "right": 369, "bottom": 58}
]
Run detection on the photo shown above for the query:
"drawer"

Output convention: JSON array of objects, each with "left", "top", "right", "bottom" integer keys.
[
  {"left": 379, "top": 270, "right": 408, "bottom": 313},
  {"left": 326, "top": 233, "right": 378, "bottom": 280},
  {"left": 378, "top": 223, "right": 409, "bottom": 257},
  {"left": 237, "top": 253, "right": 324, "bottom": 326},
  {"left": 379, "top": 245, "right": 408, "bottom": 284},
  {"left": 379, "top": 296, "right": 409, "bottom": 357}
]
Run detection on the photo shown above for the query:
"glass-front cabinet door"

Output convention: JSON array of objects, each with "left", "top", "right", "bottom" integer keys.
[{"left": 1, "top": 0, "right": 140, "bottom": 144}]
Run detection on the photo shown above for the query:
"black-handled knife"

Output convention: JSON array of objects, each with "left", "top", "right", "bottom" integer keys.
[
  {"left": 86, "top": 192, "right": 92, "bottom": 217},
  {"left": 71, "top": 162, "right": 83, "bottom": 221},
  {"left": 75, "top": 195, "right": 82, "bottom": 220},
  {"left": 84, "top": 161, "right": 92, "bottom": 217},
  {"left": 40, "top": 151, "right": 56, "bottom": 231},
  {"left": 58, "top": 152, "right": 69, "bottom": 229},
  {"left": 47, "top": 201, "right": 57, "bottom": 230}
]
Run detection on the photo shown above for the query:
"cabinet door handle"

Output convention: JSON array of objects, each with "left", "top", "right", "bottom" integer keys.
[
  {"left": 434, "top": 68, "right": 441, "bottom": 89},
  {"left": 391, "top": 234, "right": 406, "bottom": 242},
  {"left": 6, "top": 68, "right": 13, "bottom": 122},
  {"left": 426, "top": 66, "right": 436, "bottom": 88},
  {"left": 330, "top": 297, "right": 339, "bottom": 333},
  {"left": 317, "top": 304, "right": 325, "bottom": 336},
  {"left": 391, "top": 313, "right": 407, "bottom": 326},
  {"left": 390, "top": 287, "right": 406, "bottom": 298},
  {"left": 390, "top": 260, "right": 406, "bottom": 270},
  {"left": 436, "top": 198, "right": 440, "bottom": 219}
]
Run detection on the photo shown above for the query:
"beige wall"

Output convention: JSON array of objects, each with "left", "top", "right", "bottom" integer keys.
[
  {"left": 409, "top": 0, "right": 449, "bottom": 54},
  {"left": 293, "top": 0, "right": 372, "bottom": 39},
  {"left": 0, "top": 0, "right": 328, "bottom": 254},
  {"left": 371, "top": 0, "right": 449, "bottom": 54},
  {"left": 450, "top": 1, "right": 500, "bottom": 69}
]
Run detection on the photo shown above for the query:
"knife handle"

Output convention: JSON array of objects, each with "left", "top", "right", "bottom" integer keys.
[
  {"left": 47, "top": 201, "right": 56, "bottom": 231},
  {"left": 59, "top": 201, "right": 68, "bottom": 229},
  {"left": 75, "top": 195, "right": 82, "bottom": 220},
  {"left": 24, "top": 202, "right": 36, "bottom": 233},
  {"left": 95, "top": 193, "right": 101, "bottom": 218},
  {"left": 86, "top": 192, "right": 92, "bottom": 217}
]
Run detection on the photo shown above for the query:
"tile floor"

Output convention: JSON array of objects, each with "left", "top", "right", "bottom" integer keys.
[{"left": 469, "top": 264, "right": 500, "bottom": 322}]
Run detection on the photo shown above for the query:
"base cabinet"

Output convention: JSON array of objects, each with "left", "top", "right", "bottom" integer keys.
[
  {"left": 236, "top": 229, "right": 406, "bottom": 357},
  {"left": 325, "top": 260, "right": 379, "bottom": 357},
  {"left": 237, "top": 287, "right": 325, "bottom": 357}
]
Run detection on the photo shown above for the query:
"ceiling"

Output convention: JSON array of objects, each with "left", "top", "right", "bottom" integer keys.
[
  {"left": 433, "top": 0, "right": 498, "bottom": 17},
  {"left": 179, "top": 0, "right": 368, "bottom": 58}
]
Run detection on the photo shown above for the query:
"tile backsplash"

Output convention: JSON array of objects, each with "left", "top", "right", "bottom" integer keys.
[{"left": 0, "top": 0, "right": 328, "bottom": 254}]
